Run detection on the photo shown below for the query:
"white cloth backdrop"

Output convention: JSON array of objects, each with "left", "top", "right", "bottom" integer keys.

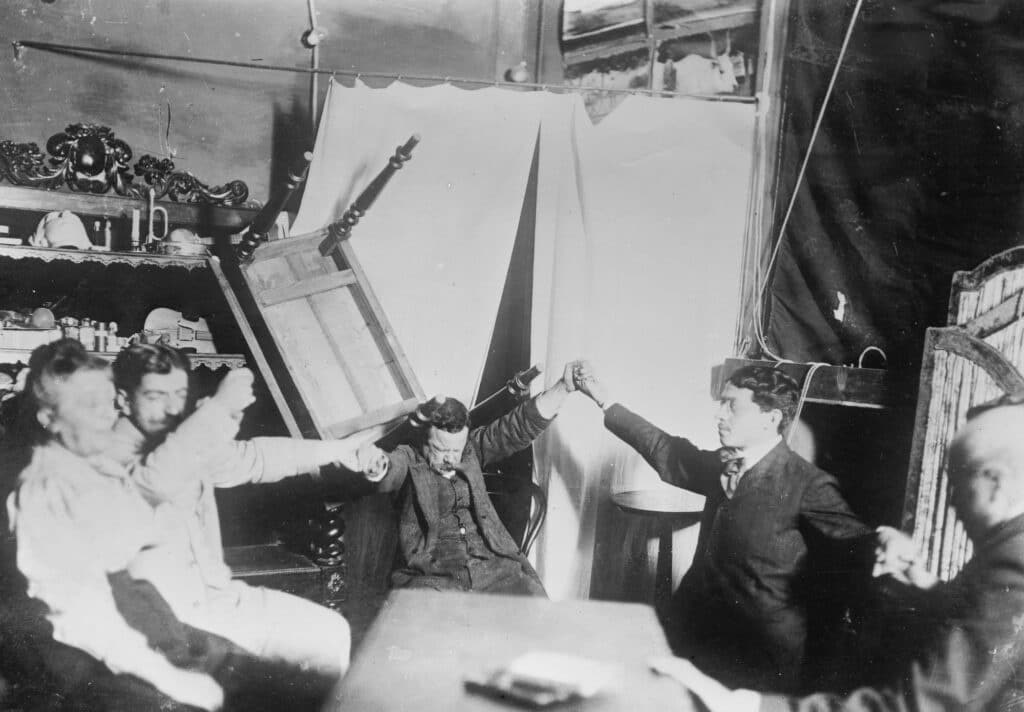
[
  {"left": 292, "top": 78, "right": 550, "bottom": 404},
  {"left": 531, "top": 96, "right": 753, "bottom": 601},
  {"left": 293, "top": 79, "right": 753, "bottom": 602}
]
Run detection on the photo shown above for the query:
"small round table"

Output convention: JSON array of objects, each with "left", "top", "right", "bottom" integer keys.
[{"left": 611, "top": 489, "right": 703, "bottom": 611}]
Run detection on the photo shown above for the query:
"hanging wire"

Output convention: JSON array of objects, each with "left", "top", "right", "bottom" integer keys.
[
  {"left": 11, "top": 39, "right": 756, "bottom": 103},
  {"left": 306, "top": 0, "right": 321, "bottom": 131},
  {"left": 787, "top": 361, "right": 826, "bottom": 446},
  {"left": 734, "top": 0, "right": 780, "bottom": 358},
  {"left": 750, "top": 0, "right": 866, "bottom": 362}
]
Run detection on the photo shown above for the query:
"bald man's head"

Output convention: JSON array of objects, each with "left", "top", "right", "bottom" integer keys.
[{"left": 948, "top": 404, "right": 1024, "bottom": 540}]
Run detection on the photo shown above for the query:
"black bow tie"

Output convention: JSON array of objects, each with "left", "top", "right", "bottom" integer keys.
[
  {"left": 718, "top": 447, "right": 744, "bottom": 475},
  {"left": 718, "top": 448, "right": 745, "bottom": 497}
]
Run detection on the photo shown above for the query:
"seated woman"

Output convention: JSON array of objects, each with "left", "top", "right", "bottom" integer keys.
[
  {"left": 6, "top": 339, "right": 224, "bottom": 710},
  {"left": 357, "top": 361, "right": 584, "bottom": 596}
]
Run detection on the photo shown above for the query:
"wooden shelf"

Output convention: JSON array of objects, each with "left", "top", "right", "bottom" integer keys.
[
  {"left": 715, "top": 358, "right": 915, "bottom": 410},
  {"left": 653, "top": 2, "right": 758, "bottom": 40},
  {"left": 563, "top": 1, "right": 758, "bottom": 65},
  {"left": 0, "top": 243, "right": 210, "bottom": 271},
  {"left": 0, "top": 184, "right": 258, "bottom": 232},
  {"left": 0, "top": 347, "right": 244, "bottom": 371}
]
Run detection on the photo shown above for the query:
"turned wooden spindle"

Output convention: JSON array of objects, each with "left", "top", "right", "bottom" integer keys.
[
  {"left": 235, "top": 151, "right": 313, "bottom": 261},
  {"left": 317, "top": 134, "right": 420, "bottom": 256}
]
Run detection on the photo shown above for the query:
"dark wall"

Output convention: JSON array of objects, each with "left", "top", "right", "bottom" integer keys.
[
  {"left": 764, "top": 1, "right": 1024, "bottom": 372},
  {"left": 1, "top": 0, "right": 541, "bottom": 203}
]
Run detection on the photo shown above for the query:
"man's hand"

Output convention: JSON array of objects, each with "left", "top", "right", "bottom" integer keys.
[
  {"left": 649, "top": 656, "right": 759, "bottom": 712},
  {"left": 324, "top": 439, "right": 361, "bottom": 472},
  {"left": 357, "top": 442, "right": 389, "bottom": 482},
  {"left": 163, "top": 669, "right": 224, "bottom": 711},
  {"left": 561, "top": 361, "right": 579, "bottom": 392},
  {"left": 572, "top": 360, "right": 610, "bottom": 408},
  {"left": 874, "top": 525, "right": 938, "bottom": 589},
  {"left": 210, "top": 368, "right": 256, "bottom": 419}
]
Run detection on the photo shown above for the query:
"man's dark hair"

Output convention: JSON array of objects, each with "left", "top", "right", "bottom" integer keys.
[
  {"left": 416, "top": 396, "right": 470, "bottom": 435},
  {"left": 726, "top": 365, "right": 800, "bottom": 434},
  {"left": 111, "top": 343, "right": 191, "bottom": 395}
]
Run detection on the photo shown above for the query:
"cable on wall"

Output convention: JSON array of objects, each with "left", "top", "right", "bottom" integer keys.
[
  {"left": 750, "top": 0, "right": 866, "bottom": 362},
  {"left": 10, "top": 39, "right": 756, "bottom": 103},
  {"left": 302, "top": 0, "right": 326, "bottom": 131}
]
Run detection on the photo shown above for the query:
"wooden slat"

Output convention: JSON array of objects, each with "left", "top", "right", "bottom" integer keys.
[
  {"left": 231, "top": 227, "right": 424, "bottom": 443},
  {"left": 962, "top": 290, "right": 1024, "bottom": 339},
  {"left": 0, "top": 184, "right": 257, "bottom": 230},
  {"left": 949, "top": 246, "right": 1024, "bottom": 324},
  {"left": 249, "top": 228, "right": 326, "bottom": 263},
  {"left": 327, "top": 398, "right": 421, "bottom": 440},
  {"left": 206, "top": 256, "right": 304, "bottom": 437},
  {"left": 256, "top": 270, "right": 357, "bottom": 308},
  {"left": 334, "top": 240, "right": 423, "bottom": 399},
  {"left": 715, "top": 358, "right": 907, "bottom": 409},
  {"left": 902, "top": 327, "right": 1024, "bottom": 579}
]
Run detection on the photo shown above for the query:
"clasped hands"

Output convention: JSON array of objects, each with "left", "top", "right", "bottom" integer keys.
[
  {"left": 569, "top": 360, "right": 609, "bottom": 408},
  {"left": 872, "top": 525, "right": 938, "bottom": 589}
]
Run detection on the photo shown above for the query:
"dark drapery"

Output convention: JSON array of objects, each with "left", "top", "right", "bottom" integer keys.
[{"left": 764, "top": 0, "right": 1024, "bottom": 371}]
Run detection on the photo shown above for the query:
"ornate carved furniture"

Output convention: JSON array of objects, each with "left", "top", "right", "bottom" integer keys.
[{"left": 1, "top": 123, "right": 249, "bottom": 206}]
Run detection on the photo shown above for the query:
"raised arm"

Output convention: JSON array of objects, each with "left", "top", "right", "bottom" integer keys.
[
  {"left": 8, "top": 459, "right": 223, "bottom": 710},
  {"left": 471, "top": 361, "right": 580, "bottom": 467},
  {"left": 574, "top": 361, "right": 722, "bottom": 495},
  {"left": 206, "top": 435, "right": 367, "bottom": 488},
  {"left": 118, "top": 368, "right": 254, "bottom": 504}
]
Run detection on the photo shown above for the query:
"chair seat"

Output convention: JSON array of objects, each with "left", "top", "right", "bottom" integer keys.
[{"left": 224, "top": 543, "right": 324, "bottom": 603}]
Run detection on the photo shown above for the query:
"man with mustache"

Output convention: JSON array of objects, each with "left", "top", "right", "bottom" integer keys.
[
  {"left": 356, "top": 361, "right": 586, "bottom": 596},
  {"left": 574, "top": 362, "right": 873, "bottom": 693},
  {"left": 109, "top": 343, "right": 363, "bottom": 694}
]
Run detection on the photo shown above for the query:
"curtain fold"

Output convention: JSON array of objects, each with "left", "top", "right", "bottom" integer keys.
[
  {"left": 532, "top": 96, "right": 754, "bottom": 602},
  {"left": 293, "top": 78, "right": 549, "bottom": 404},
  {"left": 293, "top": 79, "right": 753, "bottom": 602}
]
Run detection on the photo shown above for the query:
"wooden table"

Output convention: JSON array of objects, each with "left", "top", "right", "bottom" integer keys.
[
  {"left": 324, "top": 589, "right": 693, "bottom": 711},
  {"left": 611, "top": 490, "right": 703, "bottom": 612}
]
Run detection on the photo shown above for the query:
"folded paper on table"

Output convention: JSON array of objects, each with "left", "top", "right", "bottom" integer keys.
[{"left": 465, "top": 651, "right": 617, "bottom": 708}]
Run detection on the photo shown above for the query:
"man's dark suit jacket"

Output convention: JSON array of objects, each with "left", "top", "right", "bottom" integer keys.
[
  {"left": 605, "top": 404, "right": 872, "bottom": 693},
  {"left": 375, "top": 399, "right": 549, "bottom": 595},
  {"left": 761, "top": 512, "right": 1024, "bottom": 711}
]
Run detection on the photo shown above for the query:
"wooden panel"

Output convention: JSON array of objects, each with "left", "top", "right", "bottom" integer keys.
[
  {"left": 0, "top": 185, "right": 258, "bottom": 232},
  {"left": 256, "top": 270, "right": 357, "bottom": 307},
  {"left": 208, "top": 256, "right": 304, "bottom": 437},
  {"left": 949, "top": 245, "right": 1024, "bottom": 326},
  {"left": 223, "top": 225, "right": 423, "bottom": 440},
  {"left": 901, "top": 327, "right": 1024, "bottom": 580},
  {"left": 716, "top": 358, "right": 910, "bottom": 409}
]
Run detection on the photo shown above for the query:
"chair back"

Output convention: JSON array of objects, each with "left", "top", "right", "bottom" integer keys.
[{"left": 483, "top": 473, "right": 547, "bottom": 556}]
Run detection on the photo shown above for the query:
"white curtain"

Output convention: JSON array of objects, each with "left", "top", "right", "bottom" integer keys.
[
  {"left": 531, "top": 96, "right": 754, "bottom": 601},
  {"left": 293, "top": 79, "right": 753, "bottom": 602},
  {"left": 292, "top": 78, "right": 552, "bottom": 405}
]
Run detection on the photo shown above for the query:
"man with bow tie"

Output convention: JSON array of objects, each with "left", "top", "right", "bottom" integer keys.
[{"left": 574, "top": 363, "right": 872, "bottom": 693}]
